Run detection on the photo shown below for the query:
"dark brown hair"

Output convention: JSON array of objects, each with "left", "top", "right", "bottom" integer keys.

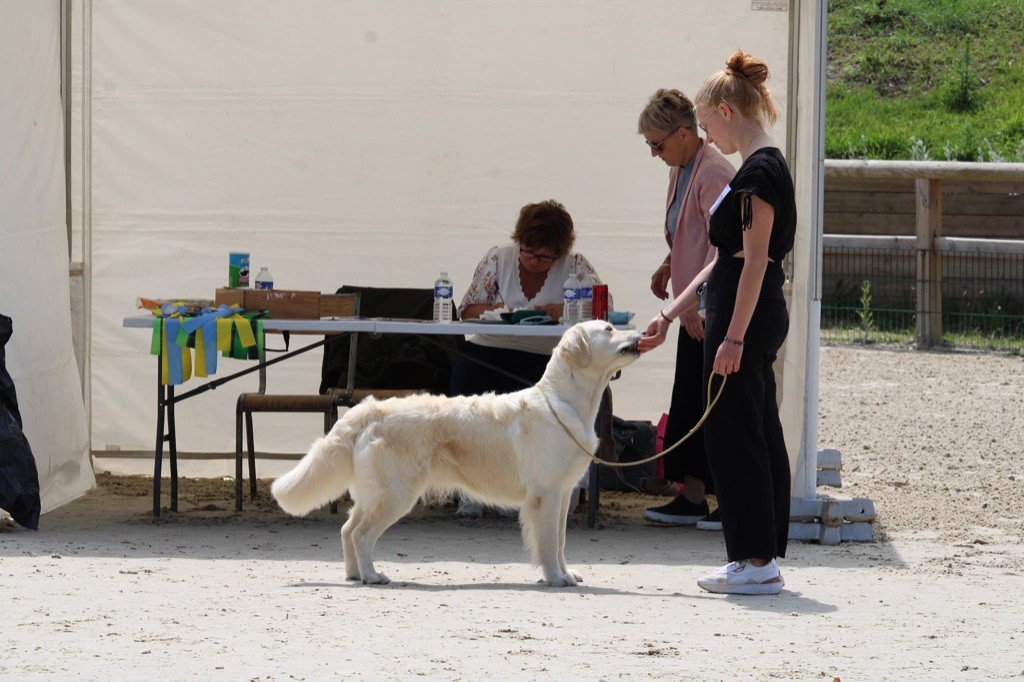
[{"left": 511, "top": 199, "right": 575, "bottom": 258}]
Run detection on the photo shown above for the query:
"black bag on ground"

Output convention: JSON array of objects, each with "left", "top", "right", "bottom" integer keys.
[
  {"left": 598, "top": 417, "right": 657, "bottom": 492},
  {"left": 319, "top": 286, "right": 463, "bottom": 396},
  {"left": 0, "top": 314, "right": 41, "bottom": 530}
]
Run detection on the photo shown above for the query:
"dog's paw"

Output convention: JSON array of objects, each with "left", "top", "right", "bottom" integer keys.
[
  {"left": 361, "top": 571, "right": 391, "bottom": 585},
  {"left": 345, "top": 573, "right": 361, "bottom": 582},
  {"left": 567, "top": 568, "right": 584, "bottom": 583},
  {"left": 545, "top": 572, "right": 579, "bottom": 587}
]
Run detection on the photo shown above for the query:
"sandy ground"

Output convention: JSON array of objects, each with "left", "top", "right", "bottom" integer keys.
[{"left": 2, "top": 345, "right": 1024, "bottom": 680}]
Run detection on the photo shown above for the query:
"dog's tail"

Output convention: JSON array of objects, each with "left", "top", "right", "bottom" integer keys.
[{"left": 271, "top": 408, "right": 367, "bottom": 516}]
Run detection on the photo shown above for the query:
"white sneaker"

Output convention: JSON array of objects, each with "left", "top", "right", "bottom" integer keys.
[{"left": 697, "top": 559, "right": 784, "bottom": 595}]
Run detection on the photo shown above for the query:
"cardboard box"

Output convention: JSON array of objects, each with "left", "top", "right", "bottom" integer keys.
[
  {"left": 215, "top": 288, "right": 321, "bottom": 319},
  {"left": 319, "top": 294, "right": 358, "bottom": 318}
]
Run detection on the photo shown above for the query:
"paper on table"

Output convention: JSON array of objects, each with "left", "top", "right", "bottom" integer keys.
[{"left": 478, "top": 307, "right": 510, "bottom": 321}]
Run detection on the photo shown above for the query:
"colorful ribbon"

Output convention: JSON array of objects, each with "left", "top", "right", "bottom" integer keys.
[{"left": 149, "top": 302, "right": 261, "bottom": 385}]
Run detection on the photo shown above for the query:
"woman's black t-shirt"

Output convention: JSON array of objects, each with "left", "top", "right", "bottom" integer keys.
[{"left": 708, "top": 147, "right": 796, "bottom": 262}]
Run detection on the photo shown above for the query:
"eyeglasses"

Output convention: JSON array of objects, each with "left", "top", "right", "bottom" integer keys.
[
  {"left": 520, "top": 247, "right": 557, "bottom": 264},
  {"left": 645, "top": 127, "right": 680, "bottom": 153},
  {"left": 696, "top": 108, "right": 715, "bottom": 134},
  {"left": 697, "top": 101, "right": 732, "bottom": 134}
]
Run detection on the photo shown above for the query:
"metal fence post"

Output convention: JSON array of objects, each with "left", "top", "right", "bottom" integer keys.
[{"left": 915, "top": 178, "right": 943, "bottom": 347}]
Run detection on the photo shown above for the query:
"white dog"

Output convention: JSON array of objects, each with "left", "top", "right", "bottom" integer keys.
[{"left": 271, "top": 320, "right": 642, "bottom": 586}]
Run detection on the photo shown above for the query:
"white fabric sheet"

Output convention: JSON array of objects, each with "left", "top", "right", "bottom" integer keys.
[
  {"left": 65, "top": 2, "right": 810, "bottom": 478},
  {"left": 1, "top": 1, "right": 95, "bottom": 512}
]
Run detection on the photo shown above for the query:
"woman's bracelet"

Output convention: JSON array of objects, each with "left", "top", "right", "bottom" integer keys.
[
  {"left": 723, "top": 336, "right": 744, "bottom": 347},
  {"left": 659, "top": 310, "right": 673, "bottom": 323}
]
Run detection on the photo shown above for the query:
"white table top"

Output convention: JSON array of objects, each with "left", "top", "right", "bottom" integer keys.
[{"left": 122, "top": 315, "right": 628, "bottom": 337}]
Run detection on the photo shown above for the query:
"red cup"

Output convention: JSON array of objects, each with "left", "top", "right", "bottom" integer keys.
[{"left": 592, "top": 284, "right": 609, "bottom": 321}]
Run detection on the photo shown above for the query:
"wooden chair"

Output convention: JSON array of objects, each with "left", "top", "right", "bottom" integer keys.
[
  {"left": 234, "top": 287, "right": 461, "bottom": 511},
  {"left": 234, "top": 292, "right": 360, "bottom": 511}
]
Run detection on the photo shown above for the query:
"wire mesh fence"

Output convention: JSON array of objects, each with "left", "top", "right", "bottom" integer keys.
[{"left": 820, "top": 244, "right": 1024, "bottom": 353}]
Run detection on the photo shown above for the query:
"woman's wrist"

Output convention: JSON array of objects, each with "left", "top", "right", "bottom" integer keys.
[
  {"left": 659, "top": 310, "right": 673, "bottom": 323},
  {"left": 723, "top": 336, "right": 744, "bottom": 347}
]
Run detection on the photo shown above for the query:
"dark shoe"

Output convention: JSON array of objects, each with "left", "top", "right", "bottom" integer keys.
[
  {"left": 642, "top": 496, "right": 709, "bottom": 526},
  {"left": 696, "top": 508, "right": 723, "bottom": 531}
]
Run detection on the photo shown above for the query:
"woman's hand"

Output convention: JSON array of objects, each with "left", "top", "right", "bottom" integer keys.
[
  {"left": 637, "top": 314, "right": 670, "bottom": 352},
  {"left": 650, "top": 264, "right": 670, "bottom": 300},
  {"left": 712, "top": 339, "right": 743, "bottom": 375},
  {"left": 536, "top": 303, "right": 563, "bottom": 320},
  {"left": 680, "top": 310, "right": 704, "bottom": 341},
  {"left": 461, "top": 301, "right": 504, "bottom": 320}
]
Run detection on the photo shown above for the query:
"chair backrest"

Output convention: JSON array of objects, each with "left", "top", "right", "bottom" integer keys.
[{"left": 319, "top": 286, "right": 463, "bottom": 396}]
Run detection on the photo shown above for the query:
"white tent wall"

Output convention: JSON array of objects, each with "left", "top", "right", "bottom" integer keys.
[
  {"left": 0, "top": 1, "right": 95, "bottom": 512},
  {"left": 67, "top": 1, "right": 817, "bottom": 482}
]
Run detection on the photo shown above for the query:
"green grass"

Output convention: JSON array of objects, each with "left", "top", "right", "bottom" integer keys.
[
  {"left": 826, "top": 0, "right": 1024, "bottom": 160},
  {"left": 822, "top": 324, "right": 1024, "bottom": 353}
]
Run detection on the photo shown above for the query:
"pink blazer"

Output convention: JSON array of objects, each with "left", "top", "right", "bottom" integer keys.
[{"left": 664, "top": 143, "right": 735, "bottom": 297}]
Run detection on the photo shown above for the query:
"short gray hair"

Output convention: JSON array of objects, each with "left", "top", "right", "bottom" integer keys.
[{"left": 637, "top": 89, "right": 696, "bottom": 135}]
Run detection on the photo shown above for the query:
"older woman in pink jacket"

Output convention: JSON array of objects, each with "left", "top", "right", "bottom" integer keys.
[{"left": 638, "top": 89, "right": 735, "bottom": 528}]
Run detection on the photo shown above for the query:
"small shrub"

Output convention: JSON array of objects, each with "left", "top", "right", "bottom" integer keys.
[
  {"left": 909, "top": 136, "right": 930, "bottom": 160},
  {"left": 944, "top": 37, "right": 981, "bottom": 113},
  {"left": 858, "top": 280, "right": 876, "bottom": 337}
]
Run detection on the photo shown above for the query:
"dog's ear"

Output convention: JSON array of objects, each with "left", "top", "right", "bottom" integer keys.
[{"left": 558, "top": 326, "right": 592, "bottom": 368}]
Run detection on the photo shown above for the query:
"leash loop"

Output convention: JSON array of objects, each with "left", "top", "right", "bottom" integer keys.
[{"left": 542, "top": 373, "right": 727, "bottom": 468}]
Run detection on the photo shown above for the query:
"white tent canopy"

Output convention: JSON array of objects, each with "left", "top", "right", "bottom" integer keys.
[
  {"left": 2, "top": 0, "right": 824, "bottom": 513},
  {"left": 1, "top": 1, "right": 94, "bottom": 512}
]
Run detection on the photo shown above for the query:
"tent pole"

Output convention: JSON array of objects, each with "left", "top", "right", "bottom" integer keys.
[
  {"left": 61, "top": 0, "right": 72, "bottom": 261},
  {"left": 82, "top": 0, "right": 94, "bottom": 459}
]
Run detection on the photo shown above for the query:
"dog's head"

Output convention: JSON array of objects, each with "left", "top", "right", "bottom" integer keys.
[{"left": 556, "top": 320, "right": 642, "bottom": 371}]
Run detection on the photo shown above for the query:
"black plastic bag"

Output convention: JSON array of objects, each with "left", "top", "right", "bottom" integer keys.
[
  {"left": 0, "top": 314, "right": 41, "bottom": 530},
  {"left": 598, "top": 417, "right": 657, "bottom": 492},
  {"left": 319, "top": 286, "right": 463, "bottom": 396}
]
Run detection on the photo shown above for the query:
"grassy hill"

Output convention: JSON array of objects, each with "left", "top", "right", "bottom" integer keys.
[{"left": 826, "top": 0, "right": 1024, "bottom": 161}]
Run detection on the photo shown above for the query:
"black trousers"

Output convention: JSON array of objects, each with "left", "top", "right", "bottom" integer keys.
[
  {"left": 703, "top": 258, "right": 791, "bottom": 562},
  {"left": 662, "top": 330, "right": 713, "bottom": 493},
  {"left": 449, "top": 341, "right": 549, "bottom": 396}
]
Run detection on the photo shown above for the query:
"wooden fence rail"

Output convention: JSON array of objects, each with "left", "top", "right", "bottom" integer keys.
[{"left": 824, "top": 160, "right": 1024, "bottom": 347}]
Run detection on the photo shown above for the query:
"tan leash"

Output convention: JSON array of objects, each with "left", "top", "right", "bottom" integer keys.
[{"left": 541, "top": 373, "right": 727, "bottom": 468}]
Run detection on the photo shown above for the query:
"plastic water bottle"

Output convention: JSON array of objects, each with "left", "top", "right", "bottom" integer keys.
[
  {"left": 562, "top": 267, "right": 579, "bottom": 325},
  {"left": 578, "top": 271, "right": 594, "bottom": 321},
  {"left": 433, "top": 271, "right": 454, "bottom": 323},
  {"left": 254, "top": 267, "right": 274, "bottom": 290}
]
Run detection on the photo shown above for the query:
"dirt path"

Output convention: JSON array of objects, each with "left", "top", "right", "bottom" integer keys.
[{"left": 2, "top": 346, "right": 1022, "bottom": 680}]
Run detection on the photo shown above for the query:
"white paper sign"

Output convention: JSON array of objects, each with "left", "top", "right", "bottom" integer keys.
[{"left": 752, "top": 0, "right": 788, "bottom": 10}]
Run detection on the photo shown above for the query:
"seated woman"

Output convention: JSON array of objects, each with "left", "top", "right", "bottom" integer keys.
[{"left": 452, "top": 199, "right": 607, "bottom": 517}]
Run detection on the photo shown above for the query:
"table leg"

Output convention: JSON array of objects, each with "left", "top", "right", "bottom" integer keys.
[
  {"left": 587, "top": 462, "right": 599, "bottom": 528},
  {"left": 167, "top": 384, "right": 178, "bottom": 512},
  {"left": 153, "top": 376, "right": 165, "bottom": 518},
  {"left": 587, "top": 386, "right": 615, "bottom": 528}
]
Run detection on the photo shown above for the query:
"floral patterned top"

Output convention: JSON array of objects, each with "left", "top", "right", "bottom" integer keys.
[
  {"left": 458, "top": 244, "right": 602, "bottom": 315},
  {"left": 459, "top": 243, "right": 604, "bottom": 355}
]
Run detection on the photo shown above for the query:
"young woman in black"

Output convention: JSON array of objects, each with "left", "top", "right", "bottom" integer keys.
[{"left": 638, "top": 50, "right": 796, "bottom": 595}]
